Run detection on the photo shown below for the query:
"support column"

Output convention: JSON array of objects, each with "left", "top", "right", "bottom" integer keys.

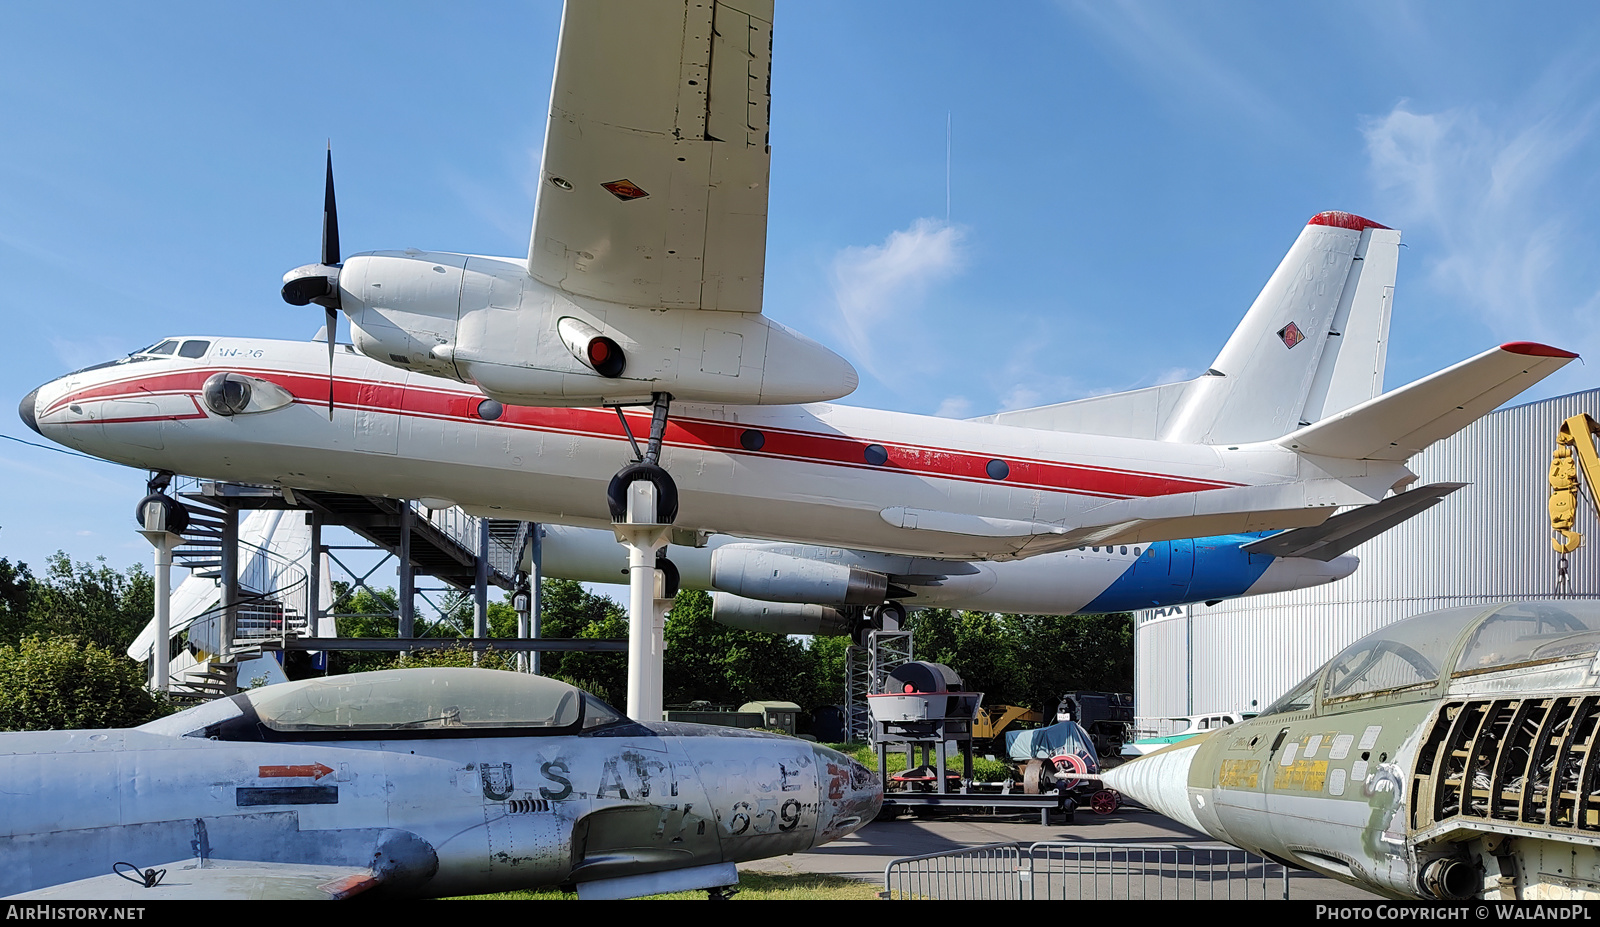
[
  {"left": 137, "top": 528, "right": 181, "bottom": 692},
  {"left": 473, "top": 518, "right": 489, "bottom": 664},
  {"left": 220, "top": 506, "right": 239, "bottom": 666},
  {"left": 529, "top": 523, "right": 543, "bottom": 676},
  {"left": 398, "top": 503, "right": 414, "bottom": 639},
  {"left": 306, "top": 511, "right": 323, "bottom": 635},
  {"left": 615, "top": 482, "right": 670, "bottom": 722}
]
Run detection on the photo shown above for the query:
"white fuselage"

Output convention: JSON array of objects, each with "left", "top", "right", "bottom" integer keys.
[{"left": 25, "top": 336, "right": 1405, "bottom": 562}]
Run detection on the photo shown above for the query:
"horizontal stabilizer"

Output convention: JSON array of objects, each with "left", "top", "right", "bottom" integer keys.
[
  {"left": 1241, "top": 482, "right": 1465, "bottom": 561},
  {"left": 1278, "top": 343, "right": 1578, "bottom": 461}
]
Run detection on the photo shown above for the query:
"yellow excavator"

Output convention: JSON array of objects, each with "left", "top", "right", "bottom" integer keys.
[{"left": 1549, "top": 414, "right": 1600, "bottom": 583}]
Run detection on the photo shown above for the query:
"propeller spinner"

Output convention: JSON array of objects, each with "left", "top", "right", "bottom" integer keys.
[{"left": 281, "top": 148, "right": 343, "bottom": 417}]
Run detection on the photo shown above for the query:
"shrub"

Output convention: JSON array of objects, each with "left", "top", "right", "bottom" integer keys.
[{"left": 0, "top": 634, "right": 166, "bottom": 731}]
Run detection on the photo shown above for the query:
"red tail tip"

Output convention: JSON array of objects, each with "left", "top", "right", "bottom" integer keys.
[
  {"left": 1502, "top": 341, "right": 1579, "bottom": 359},
  {"left": 1307, "top": 211, "right": 1391, "bottom": 231}
]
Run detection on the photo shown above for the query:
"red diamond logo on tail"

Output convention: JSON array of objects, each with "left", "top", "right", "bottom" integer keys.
[{"left": 1277, "top": 322, "right": 1305, "bottom": 349}]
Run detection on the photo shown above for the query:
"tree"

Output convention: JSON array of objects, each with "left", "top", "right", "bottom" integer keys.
[
  {"left": 663, "top": 590, "right": 818, "bottom": 708},
  {"left": 0, "top": 558, "right": 34, "bottom": 645},
  {"left": 22, "top": 553, "right": 152, "bottom": 653},
  {"left": 0, "top": 635, "right": 166, "bottom": 731}
]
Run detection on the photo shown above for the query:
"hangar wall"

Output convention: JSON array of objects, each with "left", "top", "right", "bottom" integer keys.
[{"left": 1133, "top": 387, "right": 1600, "bottom": 718}]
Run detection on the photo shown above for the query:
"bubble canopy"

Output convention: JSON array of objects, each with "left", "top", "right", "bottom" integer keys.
[
  {"left": 142, "top": 668, "right": 625, "bottom": 741},
  {"left": 1263, "top": 601, "right": 1600, "bottom": 715}
]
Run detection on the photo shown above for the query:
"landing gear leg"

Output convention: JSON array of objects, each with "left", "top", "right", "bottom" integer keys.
[
  {"left": 855, "top": 600, "right": 907, "bottom": 645},
  {"left": 609, "top": 393, "right": 677, "bottom": 723}
]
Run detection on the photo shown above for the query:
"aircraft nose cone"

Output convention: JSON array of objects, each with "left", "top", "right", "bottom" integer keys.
[
  {"left": 18, "top": 386, "right": 40, "bottom": 435},
  {"left": 812, "top": 745, "right": 882, "bottom": 846},
  {"left": 1100, "top": 737, "right": 1207, "bottom": 834}
]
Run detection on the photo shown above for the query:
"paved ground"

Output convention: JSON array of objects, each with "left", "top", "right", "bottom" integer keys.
[{"left": 742, "top": 803, "right": 1384, "bottom": 900}]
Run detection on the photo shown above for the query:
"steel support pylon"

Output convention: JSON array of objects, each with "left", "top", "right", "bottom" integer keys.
[{"left": 845, "top": 629, "right": 913, "bottom": 744}]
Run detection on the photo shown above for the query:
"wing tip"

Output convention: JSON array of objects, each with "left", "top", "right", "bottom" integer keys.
[
  {"left": 1501, "top": 341, "right": 1579, "bottom": 359},
  {"left": 1307, "top": 210, "right": 1391, "bottom": 231}
]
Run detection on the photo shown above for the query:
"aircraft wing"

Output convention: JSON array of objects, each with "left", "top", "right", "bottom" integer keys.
[
  {"left": 10, "top": 860, "right": 379, "bottom": 900},
  {"left": 1240, "top": 481, "right": 1465, "bottom": 561},
  {"left": 527, "top": 0, "right": 773, "bottom": 312}
]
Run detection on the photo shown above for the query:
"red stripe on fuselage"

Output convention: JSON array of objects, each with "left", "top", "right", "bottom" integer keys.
[{"left": 55, "top": 367, "right": 1241, "bottom": 499}]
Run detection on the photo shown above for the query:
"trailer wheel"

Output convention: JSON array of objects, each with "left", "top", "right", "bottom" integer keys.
[{"left": 1091, "top": 789, "right": 1121, "bottom": 815}]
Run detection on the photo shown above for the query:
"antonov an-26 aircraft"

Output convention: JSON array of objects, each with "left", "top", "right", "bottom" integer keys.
[{"left": 17, "top": 0, "right": 1577, "bottom": 625}]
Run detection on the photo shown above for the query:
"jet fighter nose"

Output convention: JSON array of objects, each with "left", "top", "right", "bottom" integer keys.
[
  {"left": 811, "top": 745, "right": 882, "bottom": 845},
  {"left": 1100, "top": 736, "right": 1208, "bottom": 834},
  {"left": 18, "top": 387, "right": 40, "bottom": 435}
]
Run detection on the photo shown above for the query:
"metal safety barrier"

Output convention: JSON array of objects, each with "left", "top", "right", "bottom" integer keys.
[{"left": 883, "top": 842, "right": 1289, "bottom": 900}]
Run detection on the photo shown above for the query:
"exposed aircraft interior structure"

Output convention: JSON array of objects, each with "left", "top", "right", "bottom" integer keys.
[
  {"left": 1, "top": 668, "right": 881, "bottom": 900},
  {"left": 1105, "top": 600, "right": 1600, "bottom": 901}
]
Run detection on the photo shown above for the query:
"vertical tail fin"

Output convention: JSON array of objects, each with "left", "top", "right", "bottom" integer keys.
[{"left": 1161, "top": 212, "right": 1401, "bottom": 445}]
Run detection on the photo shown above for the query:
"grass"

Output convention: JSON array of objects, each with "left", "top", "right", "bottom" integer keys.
[
  {"left": 450, "top": 871, "right": 880, "bottom": 901},
  {"left": 831, "top": 742, "right": 1016, "bottom": 782}
]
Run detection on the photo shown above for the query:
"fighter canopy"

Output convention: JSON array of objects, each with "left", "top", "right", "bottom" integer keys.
[{"left": 143, "top": 668, "right": 626, "bottom": 740}]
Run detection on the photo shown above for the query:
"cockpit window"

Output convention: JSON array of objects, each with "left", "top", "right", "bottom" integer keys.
[
  {"left": 1262, "top": 670, "right": 1320, "bottom": 715},
  {"left": 146, "top": 340, "right": 179, "bottom": 356},
  {"left": 1321, "top": 613, "right": 1458, "bottom": 703},
  {"left": 1454, "top": 602, "right": 1600, "bottom": 677},
  {"left": 245, "top": 668, "right": 586, "bottom": 733},
  {"left": 178, "top": 340, "right": 211, "bottom": 359},
  {"left": 143, "top": 668, "right": 626, "bottom": 741}
]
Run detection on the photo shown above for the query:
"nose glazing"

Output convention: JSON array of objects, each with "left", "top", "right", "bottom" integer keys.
[{"left": 18, "top": 387, "right": 40, "bottom": 435}]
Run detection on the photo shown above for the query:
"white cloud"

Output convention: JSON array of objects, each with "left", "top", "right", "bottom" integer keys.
[
  {"left": 1061, "top": 0, "right": 1285, "bottom": 130},
  {"left": 1362, "top": 96, "right": 1600, "bottom": 352},
  {"left": 934, "top": 396, "right": 972, "bottom": 419},
  {"left": 998, "top": 385, "right": 1043, "bottom": 412},
  {"left": 830, "top": 217, "right": 965, "bottom": 387}
]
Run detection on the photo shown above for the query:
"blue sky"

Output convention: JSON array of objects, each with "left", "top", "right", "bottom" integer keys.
[{"left": 4, "top": 1, "right": 1600, "bottom": 575}]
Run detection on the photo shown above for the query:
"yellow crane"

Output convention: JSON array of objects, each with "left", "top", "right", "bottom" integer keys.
[{"left": 1549, "top": 414, "right": 1600, "bottom": 587}]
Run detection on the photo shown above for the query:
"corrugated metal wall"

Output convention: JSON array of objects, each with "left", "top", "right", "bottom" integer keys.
[{"left": 1133, "top": 388, "right": 1600, "bottom": 717}]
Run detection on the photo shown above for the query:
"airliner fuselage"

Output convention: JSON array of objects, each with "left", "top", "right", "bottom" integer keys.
[{"left": 21, "top": 335, "right": 1392, "bottom": 563}]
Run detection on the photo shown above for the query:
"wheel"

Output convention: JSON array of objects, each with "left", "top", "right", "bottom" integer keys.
[
  {"left": 1091, "top": 789, "right": 1121, "bottom": 815},
  {"left": 606, "top": 461, "right": 679, "bottom": 523},
  {"left": 1022, "top": 758, "right": 1046, "bottom": 794},
  {"left": 655, "top": 554, "right": 680, "bottom": 598},
  {"left": 1052, "top": 753, "right": 1088, "bottom": 789},
  {"left": 871, "top": 600, "right": 906, "bottom": 631},
  {"left": 134, "top": 493, "right": 189, "bottom": 534}
]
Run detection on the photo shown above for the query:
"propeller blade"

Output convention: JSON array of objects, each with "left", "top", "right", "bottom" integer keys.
[
  {"left": 321, "top": 147, "right": 340, "bottom": 267},
  {"left": 326, "top": 306, "right": 337, "bottom": 420}
]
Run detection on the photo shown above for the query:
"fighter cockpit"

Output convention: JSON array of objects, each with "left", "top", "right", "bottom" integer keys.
[
  {"left": 140, "top": 668, "right": 627, "bottom": 741},
  {"left": 1262, "top": 600, "right": 1600, "bottom": 716}
]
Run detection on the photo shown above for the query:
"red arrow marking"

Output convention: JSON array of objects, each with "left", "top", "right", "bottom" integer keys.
[{"left": 259, "top": 764, "right": 334, "bottom": 780}]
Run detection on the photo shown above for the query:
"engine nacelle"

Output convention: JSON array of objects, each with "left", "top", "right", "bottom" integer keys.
[
  {"left": 710, "top": 545, "right": 888, "bottom": 606},
  {"left": 336, "top": 251, "right": 858, "bottom": 407},
  {"left": 710, "top": 592, "right": 854, "bottom": 636}
]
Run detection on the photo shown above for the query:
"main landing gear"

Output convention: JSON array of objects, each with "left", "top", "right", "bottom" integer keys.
[
  {"left": 856, "top": 600, "right": 906, "bottom": 645},
  {"left": 607, "top": 393, "right": 680, "bottom": 722}
]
